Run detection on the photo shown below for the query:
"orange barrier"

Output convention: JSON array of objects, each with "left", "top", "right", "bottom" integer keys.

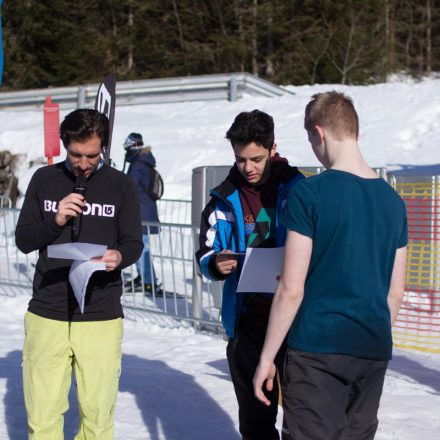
[{"left": 392, "top": 179, "right": 440, "bottom": 353}]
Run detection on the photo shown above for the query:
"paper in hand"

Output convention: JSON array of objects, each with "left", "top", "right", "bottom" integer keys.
[
  {"left": 236, "top": 247, "right": 285, "bottom": 293},
  {"left": 48, "top": 242, "right": 108, "bottom": 313},
  {"left": 69, "top": 260, "right": 106, "bottom": 313},
  {"left": 48, "top": 242, "right": 107, "bottom": 260}
]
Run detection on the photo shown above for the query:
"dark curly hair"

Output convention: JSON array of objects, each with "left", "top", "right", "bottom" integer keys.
[
  {"left": 60, "top": 109, "right": 109, "bottom": 149},
  {"left": 226, "top": 109, "right": 274, "bottom": 150}
]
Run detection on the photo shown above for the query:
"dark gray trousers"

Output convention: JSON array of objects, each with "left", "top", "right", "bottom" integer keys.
[{"left": 281, "top": 349, "right": 388, "bottom": 440}]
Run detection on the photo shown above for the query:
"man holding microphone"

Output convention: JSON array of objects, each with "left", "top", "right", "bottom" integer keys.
[{"left": 16, "top": 109, "right": 143, "bottom": 439}]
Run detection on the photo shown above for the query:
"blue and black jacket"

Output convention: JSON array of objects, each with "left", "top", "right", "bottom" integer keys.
[{"left": 196, "top": 163, "right": 304, "bottom": 338}]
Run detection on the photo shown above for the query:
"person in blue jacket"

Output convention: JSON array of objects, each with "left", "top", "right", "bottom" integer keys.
[
  {"left": 196, "top": 110, "right": 304, "bottom": 440},
  {"left": 123, "top": 133, "right": 162, "bottom": 295}
]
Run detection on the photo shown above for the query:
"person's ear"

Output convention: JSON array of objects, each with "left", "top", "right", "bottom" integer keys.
[
  {"left": 270, "top": 143, "right": 277, "bottom": 158},
  {"left": 315, "top": 125, "right": 325, "bottom": 143},
  {"left": 306, "top": 127, "right": 321, "bottom": 145}
]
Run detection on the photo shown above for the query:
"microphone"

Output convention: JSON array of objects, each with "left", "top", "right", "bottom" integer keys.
[{"left": 71, "top": 175, "right": 87, "bottom": 242}]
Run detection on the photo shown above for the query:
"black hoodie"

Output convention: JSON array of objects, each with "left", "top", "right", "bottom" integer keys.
[{"left": 15, "top": 162, "right": 143, "bottom": 321}]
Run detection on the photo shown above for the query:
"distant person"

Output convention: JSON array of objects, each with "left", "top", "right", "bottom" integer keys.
[
  {"left": 15, "top": 109, "right": 143, "bottom": 438},
  {"left": 123, "top": 132, "right": 162, "bottom": 295},
  {"left": 196, "top": 110, "right": 304, "bottom": 440},
  {"left": 254, "top": 92, "right": 408, "bottom": 439}
]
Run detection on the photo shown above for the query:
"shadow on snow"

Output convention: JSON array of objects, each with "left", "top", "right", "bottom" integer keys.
[
  {"left": 0, "top": 351, "right": 239, "bottom": 440},
  {"left": 388, "top": 354, "right": 440, "bottom": 394}
]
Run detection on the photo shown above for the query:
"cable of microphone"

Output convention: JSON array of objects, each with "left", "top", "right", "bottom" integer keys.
[{"left": 71, "top": 175, "right": 87, "bottom": 242}]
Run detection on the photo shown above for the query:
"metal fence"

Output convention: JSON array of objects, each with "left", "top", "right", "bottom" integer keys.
[
  {"left": 0, "top": 73, "right": 293, "bottom": 110},
  {"left": 120, "top": 221, "right": 221, "bottom": 330},
  {"left": 122, "top": 199, "right": 221, "bottom": 329},
  {"left": 1, "top": 178, "right": 440, "bottom": 351},
  {"left": 0, "top": 199, "right": 224, "bottom": 331},
  {"left": 157, "top": 199, "right": 191, "bottom": 225},
  {"left": 0, "top": 208, "right": 34, "bottom": 289}
]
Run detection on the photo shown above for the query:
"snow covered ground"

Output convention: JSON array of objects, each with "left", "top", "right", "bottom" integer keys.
[
  {"left": 0, "top": 77, "right": 439, "bottom": 439},
  {"left": 0, "top": 293, "right": 439, "bottom": 440}
]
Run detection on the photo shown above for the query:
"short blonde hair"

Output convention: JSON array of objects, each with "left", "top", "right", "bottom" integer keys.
[{"left": 304, "top": 91, "right": 359, "bottom": 140}]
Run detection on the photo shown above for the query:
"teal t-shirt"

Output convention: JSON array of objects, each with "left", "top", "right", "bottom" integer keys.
[{"left": 281, "top": 169, "right": 407, "bottom": 360}]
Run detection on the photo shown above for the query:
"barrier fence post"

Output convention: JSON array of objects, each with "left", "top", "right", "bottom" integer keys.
[
  {"left": 192, "top": 228, "right": 203, "bottom": 329},
  {"left": 77, "top": 85, "right": 86, "bottom": 108},
  {"left": 229, "top": 75, "right": 238, "bottom": 102}
]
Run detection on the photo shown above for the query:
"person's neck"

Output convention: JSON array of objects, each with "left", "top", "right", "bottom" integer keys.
[{"left": 325, "top": 139, "right": 378, "bottom": 179}]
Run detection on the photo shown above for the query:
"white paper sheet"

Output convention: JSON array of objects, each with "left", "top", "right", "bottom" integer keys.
[
  {"left": 47, "top": 242, "right": 108, "bottom": 313},
  {"left": 236, "top": 247, "right": 285, "bottom": 293},
  {"left": 48, "top": 242, "right": 107, "bottom": 260},
  {"left": 69, "top": 260, "right": 106, "bottom": 313}
]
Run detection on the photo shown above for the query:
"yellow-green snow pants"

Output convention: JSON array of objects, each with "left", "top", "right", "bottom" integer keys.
[{"left": 22, "top": 312, "right": 123, "bottom": 440}]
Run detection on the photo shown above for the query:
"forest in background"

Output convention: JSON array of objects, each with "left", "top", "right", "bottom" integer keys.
[{"left": 1, "top": 0, "right": 439, "bottom": 90}]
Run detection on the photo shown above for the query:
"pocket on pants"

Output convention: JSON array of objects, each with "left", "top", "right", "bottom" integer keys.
[{"left": 22, "top": 312, "right": 37, "bottom": 362}]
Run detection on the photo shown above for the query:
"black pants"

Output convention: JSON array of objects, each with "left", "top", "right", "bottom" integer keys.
[
  {"left": 282, "top": 349, "right": 388, "bottom": 440},
  {"left": 227, "top": 296, "right": 286, "bottom": 440}
]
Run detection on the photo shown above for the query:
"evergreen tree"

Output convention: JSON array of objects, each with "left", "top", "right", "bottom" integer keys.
[{"left": 0, "top": 0, "right": 439, "bottom": 90}]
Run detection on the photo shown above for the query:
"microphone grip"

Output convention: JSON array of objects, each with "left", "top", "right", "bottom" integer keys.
[{"left": 71, "top": 185, "right": 86, "bottom": 242}]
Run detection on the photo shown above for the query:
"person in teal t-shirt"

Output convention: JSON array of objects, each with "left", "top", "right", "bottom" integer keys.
[{"left": 253, "top": 91, "right": 408, "bottom": 440}]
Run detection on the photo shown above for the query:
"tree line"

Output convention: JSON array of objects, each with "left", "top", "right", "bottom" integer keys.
[{"left": 1, "top": 0, "right": 439, "bottom": 90}]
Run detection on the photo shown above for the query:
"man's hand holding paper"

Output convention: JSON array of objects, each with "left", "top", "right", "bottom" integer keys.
[{"left": 91, "top": 249, "right": 122, "bottom": 272}]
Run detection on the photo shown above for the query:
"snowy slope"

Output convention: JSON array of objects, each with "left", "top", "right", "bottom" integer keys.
[{"left": 0, "top": 77, "right": 439, "bottom": 203}]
